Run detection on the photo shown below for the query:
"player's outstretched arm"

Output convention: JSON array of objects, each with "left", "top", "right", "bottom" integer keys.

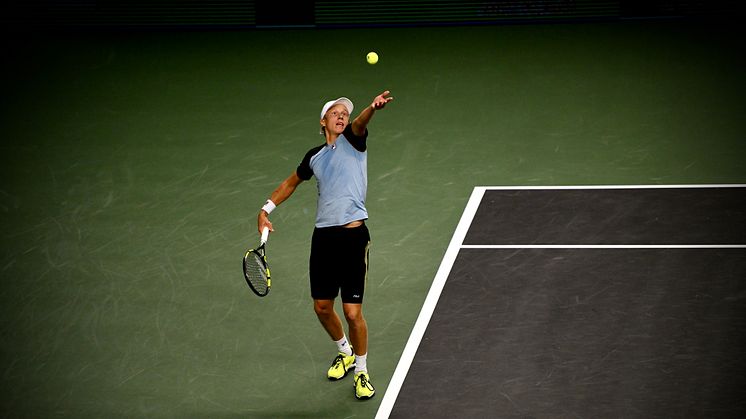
[
  {"left": 351, "top": 91, "right": 393, "bottom": 136},
  {"left": 257, "top": 171, "right": 304, "bottom": 234}
]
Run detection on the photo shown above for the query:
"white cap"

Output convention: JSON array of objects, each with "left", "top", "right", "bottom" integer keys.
[{"left": 319, "top": 97, "right": 354, "bottom": 134}]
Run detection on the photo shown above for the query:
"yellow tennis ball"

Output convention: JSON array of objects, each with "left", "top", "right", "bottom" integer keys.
[{"left": 366, "top": 52, "right": 379, "bottom": 65}]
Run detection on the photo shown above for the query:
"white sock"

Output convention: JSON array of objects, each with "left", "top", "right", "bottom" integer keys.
[
  {"left": 354, "top": 353, "right": 368, "bottom": 374},
  {"left": 334, "top": 335, "right": 352, "bottom": 356}
]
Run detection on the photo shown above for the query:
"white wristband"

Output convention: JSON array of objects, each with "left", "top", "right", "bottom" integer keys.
[{"left": 261, "top": 199, "right": 276, "bottom": 214}]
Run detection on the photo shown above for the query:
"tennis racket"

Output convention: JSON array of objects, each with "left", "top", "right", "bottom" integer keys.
[{"left": 243, "top": 227, "right": 271, "bottom": 297}]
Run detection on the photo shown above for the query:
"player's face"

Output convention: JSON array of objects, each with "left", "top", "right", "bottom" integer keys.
[{"left": 322, "top": 104, "right": 350, "bottom": 135}]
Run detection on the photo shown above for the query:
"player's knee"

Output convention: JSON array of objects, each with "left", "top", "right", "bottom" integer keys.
[
  {"left": 343, "top": 305, "right": 364, "bottom": 323},
  {"left": 314, "top": 300, "right": 334, "bottom": 316}
]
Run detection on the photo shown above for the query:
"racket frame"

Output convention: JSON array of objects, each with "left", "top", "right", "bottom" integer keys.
[{"left": 243, "top": 227, "right": 271, "bottom": 297}]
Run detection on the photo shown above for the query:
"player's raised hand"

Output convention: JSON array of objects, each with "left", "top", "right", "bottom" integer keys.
[{"left": 372, "top": 91, "right": 393, "bottom": 110}]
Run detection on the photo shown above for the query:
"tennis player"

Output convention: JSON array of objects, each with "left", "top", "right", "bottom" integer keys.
[{"left": 257, "top": 91, "right": 393, "bottom": 400}]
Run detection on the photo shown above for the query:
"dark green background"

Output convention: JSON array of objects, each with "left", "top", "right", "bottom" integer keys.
[{"left": 1, "top": 21, "right": 744, "bottom": 417}]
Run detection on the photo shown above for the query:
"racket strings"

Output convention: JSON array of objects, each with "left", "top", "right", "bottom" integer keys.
[{"left": 244, "top": 252, "right": 269, "bottom": 294}]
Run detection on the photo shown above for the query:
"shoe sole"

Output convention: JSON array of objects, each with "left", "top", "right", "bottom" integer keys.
[
  {"left": 355, "top": 392, "right": 375, "bottom": 400},
  {"left": 327, "top": 362, "right": 356, "bottom": 381}
]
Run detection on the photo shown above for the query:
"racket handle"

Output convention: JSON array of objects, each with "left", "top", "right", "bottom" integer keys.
[{"left": 260, "top": 226, "right": 270, "bottom": 244}]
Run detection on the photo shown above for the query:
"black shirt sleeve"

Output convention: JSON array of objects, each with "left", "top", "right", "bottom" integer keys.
[
  {"left": 343, "top": 124, "right": 368, "bottom": 152},
  {"left": 296, "top": 144, "right": 325, "bottom": 181}
]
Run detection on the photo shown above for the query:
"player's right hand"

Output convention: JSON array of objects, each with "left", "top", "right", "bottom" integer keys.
[
  {"left": 257, "top": 211, "right": 274, "bottom": 235},
  {"left": 371, "top": 90, "right": 393, "bottom": 110}
]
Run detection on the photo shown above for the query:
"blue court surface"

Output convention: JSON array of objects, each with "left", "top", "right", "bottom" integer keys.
[{"left": 378, "top": 185, "right": 746, "bottom": 418}]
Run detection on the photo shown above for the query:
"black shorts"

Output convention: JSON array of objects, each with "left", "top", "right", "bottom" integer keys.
[{"left": 310, "top": 223, "right": 370, "bottom": 304}]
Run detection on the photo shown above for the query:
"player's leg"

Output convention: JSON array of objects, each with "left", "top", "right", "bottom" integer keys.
[
  {"left": 340, "top": 225, "right": 375, "bottom": 399},
  {"left": 344, "top": 303, "right": 374, "bottom": 399},
  {"left": 311, "top": 227, "right": 356, "bottom": 380},
  {"left": 343, "top": 303, "right": 367, "bottom": 356},
  {"left": 314, "top": 298, "right": 356, "bottom": 380},
  {"left": 340, "top": 224, "right": 371, "bottom": 358},
  {"left": 314, "top": 299, "right": 344, "bottom": 341}
]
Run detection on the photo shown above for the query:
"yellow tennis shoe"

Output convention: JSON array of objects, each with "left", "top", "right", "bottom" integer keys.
[
  {"left": 354, "top": 372, "right": 375, "bottom": 400},
  {"left": 327, "top": 352, "right": 355, "bottom": 380}
]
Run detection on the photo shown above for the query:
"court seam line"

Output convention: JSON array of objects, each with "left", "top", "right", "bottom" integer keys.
[
  {"left": 374, "top": 187, "right": 486, "bottom": 419},
  {"left": 477, "top": 183, "right": 746, "bottom": 190},
  {"left": 461, "top": 244, "right": 746, "bottom": 249}
]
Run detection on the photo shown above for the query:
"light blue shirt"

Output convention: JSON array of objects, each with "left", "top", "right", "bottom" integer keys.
[{"left": 297, "top": 125, "right": 369, "bottom": 228}]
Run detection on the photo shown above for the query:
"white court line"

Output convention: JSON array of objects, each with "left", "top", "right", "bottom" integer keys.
[
  {"left": 462, "top": 244, "right": 746, "bottom": 249},
  {"left": 375, "top": 184, "right": 745, "bottom": 418},
  {"left": 479, "top": 184, "right": 746, "bottom": 190},
  {"left": 374, "top": 187, "right": 486, "bottom": 419}
]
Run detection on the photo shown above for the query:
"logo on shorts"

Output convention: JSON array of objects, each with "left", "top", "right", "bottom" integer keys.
[{"left": 353, "top": 294, "right": 360, "bottom": 298}]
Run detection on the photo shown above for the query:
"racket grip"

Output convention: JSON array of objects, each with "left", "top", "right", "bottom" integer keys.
[{"left": 260, "top": 226, "right": 270, "bottom": 244}]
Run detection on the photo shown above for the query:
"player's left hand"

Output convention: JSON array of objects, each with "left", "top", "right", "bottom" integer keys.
[{"left": 372, "top": 91, "right": 394, "bottom": 110}]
